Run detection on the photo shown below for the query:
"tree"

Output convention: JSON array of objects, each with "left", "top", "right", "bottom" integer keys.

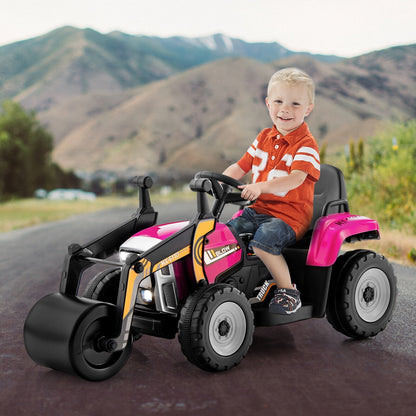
[{"left": 0, "top": 100, "right": 79, "bottom": 199}]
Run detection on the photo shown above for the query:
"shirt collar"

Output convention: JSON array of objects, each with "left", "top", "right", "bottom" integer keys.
[{"left": 272, "top": 122, "right": 310, "bottom": 144}]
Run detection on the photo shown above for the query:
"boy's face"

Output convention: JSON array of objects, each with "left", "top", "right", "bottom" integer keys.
[{"left": 265, "top": 81, "right": 314, "bottom": 136}]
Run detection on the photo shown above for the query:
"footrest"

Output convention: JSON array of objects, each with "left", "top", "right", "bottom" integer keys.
[{"left": 252, "top": 303, "right": 314, "bottom": 326}]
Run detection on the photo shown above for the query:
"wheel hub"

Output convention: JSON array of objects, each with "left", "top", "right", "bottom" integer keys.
[
  {"left": 95, "top": 336, "right": 118, "bottom": 352},
  {"left": 363, "top": 286, "right": 375, "bottom": 303},
  {"left": 208, "top": 302, "right": 247, "bottom": 356},
  {"left": 218, "top": 319, "right": 231, "bottom": 337},
  {"left": 355, "top": 268, "right": 391, "bottom": 323}
]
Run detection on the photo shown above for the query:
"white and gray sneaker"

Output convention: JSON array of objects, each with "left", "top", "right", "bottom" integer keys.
[{"left": 269, "top": 287, "right": 302, "bottom": 315}]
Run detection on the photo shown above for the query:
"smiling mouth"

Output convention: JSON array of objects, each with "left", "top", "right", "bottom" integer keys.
[{"left": 278, "top": 116, "right": 293, "bottom": 121}]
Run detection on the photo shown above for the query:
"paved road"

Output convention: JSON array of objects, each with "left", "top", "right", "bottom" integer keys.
[{"left": 1, "top": 200, "right": 415, "bottom": 416}]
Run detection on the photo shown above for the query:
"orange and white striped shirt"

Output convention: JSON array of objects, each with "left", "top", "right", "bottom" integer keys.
[{"left": 237, "top": 122, "right": 320, "bottom": 239}]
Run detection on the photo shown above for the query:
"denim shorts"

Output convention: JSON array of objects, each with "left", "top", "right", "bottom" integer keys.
[{"left": 227, "top": 208, "right": 296, "bottom": 255}]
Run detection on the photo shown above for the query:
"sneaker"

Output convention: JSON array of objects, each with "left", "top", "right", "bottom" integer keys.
[{"left": 269, "top": 287, "right": 302, "bottom": 315}]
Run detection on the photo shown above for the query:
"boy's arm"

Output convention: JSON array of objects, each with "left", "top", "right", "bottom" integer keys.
[
  {"left": 239, "top": 170, "right": 307, "bottom": 201},
  {"left": 222, "top": 163, "right": 247, "bottom": 181}
]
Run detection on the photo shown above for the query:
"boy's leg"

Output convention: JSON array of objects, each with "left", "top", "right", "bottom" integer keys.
[
  {"left": 254, "top": 247, "right": 301, "bottom": 314},
  {"left": 248, "top": 215, "right": 296, "bottom": 284},
  {"left": 249, "top": 218, "right": 301, "bottom": 314},
  {"left": 252, "top": 247, "right": 292, "bottom": 289},
  {"left": 229, "top": 211, "right": 301, "bottom": 314},
  {"left": 227, "top": 208, "right": 257, "bottom": 235}
]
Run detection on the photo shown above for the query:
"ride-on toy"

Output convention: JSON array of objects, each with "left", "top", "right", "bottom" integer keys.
[{"left": 24, "top": 165, "right": 397, "bottom": 381}]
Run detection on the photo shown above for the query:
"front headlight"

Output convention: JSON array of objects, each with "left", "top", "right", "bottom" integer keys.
[
  {"left": 135, "top": 275, "right": 154, "bottom": 306},
  {"left": 139, "top": 288, "right": 153, "bottom": 304}
]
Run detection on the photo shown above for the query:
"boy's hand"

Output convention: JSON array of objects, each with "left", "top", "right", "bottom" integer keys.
[{"left": 238, "top": 183, "right": 262, "bottom": 201}]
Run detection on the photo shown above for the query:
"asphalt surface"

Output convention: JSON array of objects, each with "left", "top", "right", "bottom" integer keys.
[{"left": 1, "top": 200, "right": 415, "bottom": 416}]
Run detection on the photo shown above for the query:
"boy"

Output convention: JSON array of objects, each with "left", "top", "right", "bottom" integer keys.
[{"left": 223, "top": 67, "right": 320, "bottom": 315}]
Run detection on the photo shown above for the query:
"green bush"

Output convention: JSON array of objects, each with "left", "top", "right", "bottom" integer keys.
[{"left": 346, "top": 120, "right": 416, "bottom": 232}]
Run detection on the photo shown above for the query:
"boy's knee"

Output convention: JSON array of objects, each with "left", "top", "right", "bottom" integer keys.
[{"left": 252, "top": 246, "right": 280, "bottom": 259}]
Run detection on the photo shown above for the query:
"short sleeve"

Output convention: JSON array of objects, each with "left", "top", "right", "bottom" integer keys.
[
  {"left": 236, "top": 137, "right": 258, "bottom": 173},
  {"left": 292, "top": 139, "right": 320, "bottom": 182}
]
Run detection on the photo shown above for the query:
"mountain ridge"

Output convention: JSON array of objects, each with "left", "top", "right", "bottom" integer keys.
[
  {"left": 0, "top": 26, "right": 341, "bottom": 110},
  {"left": 1, "top": 27, "right": 415, "bottom": 179}
]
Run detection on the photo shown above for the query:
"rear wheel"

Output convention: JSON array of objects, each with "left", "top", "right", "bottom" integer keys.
[
  {"left": 178, "top": 284, "right": 254, "bottom": 371},
  {"left": 326, "top": 250, "right": 397, "bottom": 338}
]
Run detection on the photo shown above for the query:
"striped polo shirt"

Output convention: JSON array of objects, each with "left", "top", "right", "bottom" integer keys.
[{"left": 237, "top": 122, "right": 320, "bottom": 239}]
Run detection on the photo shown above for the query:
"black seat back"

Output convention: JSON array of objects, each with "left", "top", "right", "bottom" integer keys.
[{"left": 310, "top": 164, "right": 348, "bottom": 229}]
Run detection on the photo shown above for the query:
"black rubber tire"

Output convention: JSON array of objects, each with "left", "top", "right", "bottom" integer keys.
[
  {"left": 326, "top": 250, "right": 397, "bottom": 339},
  {"left": 83, "top": 267, "right": 121, "bottom": 304},
  {"left": 83, "top": 267, "right": 142, "bottom": 341},
  {"left": 326, "top": 250, "right": 367, "bottom": 335},
  {"left": 178, "top": 283, "right": 254, "bottom": 371},
  {"left": 24, "top": 293, "right": 132, "bottom": 381}
]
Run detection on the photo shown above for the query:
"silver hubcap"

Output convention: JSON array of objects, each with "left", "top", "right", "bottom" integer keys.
[
  {"left": 208, "top": 302, "right": 247, "bottom": 356},
  {"left": 355, "top": 268, "right": 391, "bottom": 322}
]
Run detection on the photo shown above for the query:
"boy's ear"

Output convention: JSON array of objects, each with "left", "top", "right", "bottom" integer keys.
[
  {"left": 265, "top": 96, "right": 270, "bottom": 108},
  {"left": 305, "top": 102, "right": 314, "bottom": 117}
]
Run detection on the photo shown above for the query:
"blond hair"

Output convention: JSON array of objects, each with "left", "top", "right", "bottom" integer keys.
[{"left": 267, "top": 67, "right": 315, "bottom": 104}]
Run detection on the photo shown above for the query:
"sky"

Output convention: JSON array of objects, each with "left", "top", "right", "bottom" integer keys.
[{"left": 1, "top": 0, "right": 415, "bottom": 57}]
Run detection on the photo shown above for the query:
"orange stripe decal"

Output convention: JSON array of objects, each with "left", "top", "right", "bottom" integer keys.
[
  {"left": 152, "top": 246, "right": 191, "bottom": 272},
  {"left": 122, "top": 258, "right": 151, "bottom": 319},
  {"left": 123, "top": 268, "right": 139, "bottom": 319},
  {"left": 192, "top": 219, "right": 215, "bottom": 282}
]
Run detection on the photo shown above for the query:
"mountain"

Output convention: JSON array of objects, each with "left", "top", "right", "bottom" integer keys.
[
  {"left": 0, "top": 27, "right": 415, "bottom": 179},
  {"left": 179, "top": 33, "right": 292, "bottom": 62},
  {"left": 0, "top": 27, "right": 296, "bottom": 110},
  {"left": 51, "top": 47, "right": 416, "bottom": 179},
  {"left": 51, "top": 57, "right": 273, "bottom": 179},
  {"left": 0, "top": 26, "right": 339, "bottom": 112},
  {"left": 0, "top": 27, "right": 215, "bottom": 111}
]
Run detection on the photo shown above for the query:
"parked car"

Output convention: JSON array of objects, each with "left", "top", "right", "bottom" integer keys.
[
  {"left": 34, "top": 189, "right": 47, "bottom": 199},
  {"left": 47, "top": 189, "right": 96, "bottom": 201}
]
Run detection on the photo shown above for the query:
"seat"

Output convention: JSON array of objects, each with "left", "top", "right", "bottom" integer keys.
[
  {"left": 310, "top": 164, "right": 349, "bottom": 229},
  {"left": 288, "top": 164, "right": 348, "bottom": 249}
]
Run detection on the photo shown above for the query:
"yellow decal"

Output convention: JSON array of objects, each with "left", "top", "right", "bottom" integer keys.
[
  {"left": 192, "top": 219, "right": 215, "bottom": 282},
  {"left": 142, "top": 258, "right": 151, "bottom": 276},
  {"left": 122, "top": 258, "right": 151, "bottom": 319},
  {"left": 152, "top": 246, "right": 191, "bottom": 272}
]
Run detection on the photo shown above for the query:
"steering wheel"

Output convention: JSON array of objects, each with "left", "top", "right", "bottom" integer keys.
[{"left": 194, "top": 171, "right": 253, "bottom": 206}]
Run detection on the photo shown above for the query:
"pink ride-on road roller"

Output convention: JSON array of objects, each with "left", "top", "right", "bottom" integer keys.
[{"left": 24, "top": 165, "right": 397, "bottom": 381}]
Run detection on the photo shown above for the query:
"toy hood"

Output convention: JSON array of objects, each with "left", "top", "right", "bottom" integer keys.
[
  {"left": 120, "top": 221, "right": 189, "bottom": 252},
  {"left": 120, "top": 220, "right": 242, "bottom": 284}
]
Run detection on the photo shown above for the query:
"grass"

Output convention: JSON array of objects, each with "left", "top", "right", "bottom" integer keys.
[
  {"left": 0, "top": 190, "right": 193, "bottom": 233},
  {"left": 342, "top": 229, "right": 416, "bottom": 266},
  {"left": 0, "top": 197, "right": 135, "bottom": 232}
]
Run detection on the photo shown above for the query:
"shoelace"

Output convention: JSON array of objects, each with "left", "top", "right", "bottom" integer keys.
[{"left": 274, "top": 291, "right": 299, "bottom": 310}]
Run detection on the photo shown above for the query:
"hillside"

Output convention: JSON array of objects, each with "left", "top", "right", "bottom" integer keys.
[
  {"left": 51, "top": 47, "right": 416, "bottom": 179},
  {"left": 51, "top": 57, "right": 273, "bottom": 179},
  {"left": 0, "top": 26, "right": 297, "bottom": 111},
  {"left": 1, "top": 27, "right": 415, "bottom": 179}
]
